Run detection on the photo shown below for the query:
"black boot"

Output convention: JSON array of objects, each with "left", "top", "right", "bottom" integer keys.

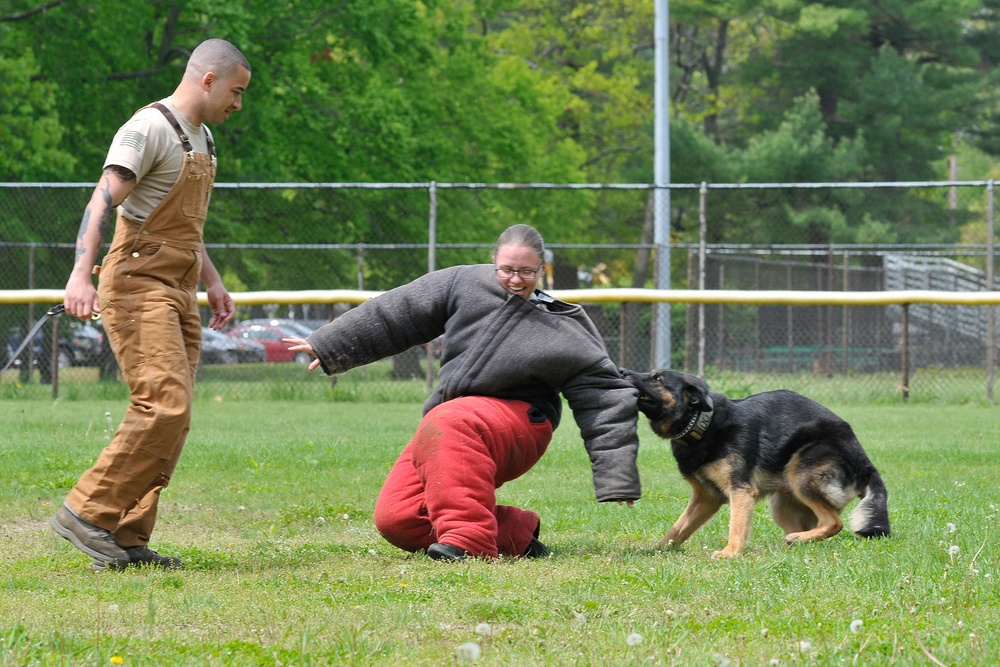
[{"left": 427, "top": 542, "right": 468, "bottom": 561}]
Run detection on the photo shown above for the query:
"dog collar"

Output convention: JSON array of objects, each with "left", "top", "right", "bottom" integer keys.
[{"left": 673, "top": 408, "right": 713, "bottom": 445}]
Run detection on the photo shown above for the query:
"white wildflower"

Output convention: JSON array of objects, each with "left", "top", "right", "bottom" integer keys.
[
  {"left": 770, "top": 659, "right": 780, "bottom": 666},
  {"left": 948, "top": 545, "right": 960, "bottom": 558},
  {"left": 314, "top": 516, "right": 326, "bottom": 525},
  {"left": 456, "top": 642, "right": 481, "bottom": 662},
  {"left": 946, "top": 522, "right": 956, "bottom": 533},
  {"left": 850, "top": 619, "right": 863, "bottom": 634},
  {"left": 626, "top": 632, "right": 643, "bottom": 646},
  {"left": 713, "top": 652, "right": 732, "bottom": 667},
  {"left": 799, "top": 640, "right": 812, "bottom": 653},
  {"left": 475, "top": 622, "right": 492, "bottom": 636},
  {"left": 760, "top": 628, "right": 769, "bottom": 638}
]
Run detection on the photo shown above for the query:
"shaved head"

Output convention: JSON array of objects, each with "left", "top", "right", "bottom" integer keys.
[{"left": 184, "top": 39, "right": 250, "bottom": 81}]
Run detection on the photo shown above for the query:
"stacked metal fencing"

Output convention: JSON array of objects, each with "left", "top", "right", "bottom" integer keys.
[{"left": 1, "top": 181, "right": 997, "bottom": 404}]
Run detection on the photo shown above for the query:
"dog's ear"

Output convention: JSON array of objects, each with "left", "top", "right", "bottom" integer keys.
[{"left": 681, "top": 377, "right": 713, "bottom": 413}]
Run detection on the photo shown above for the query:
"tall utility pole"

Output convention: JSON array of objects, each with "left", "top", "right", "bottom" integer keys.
[{"left": 654, "top": 0, "right": 671, "bottom": 368}]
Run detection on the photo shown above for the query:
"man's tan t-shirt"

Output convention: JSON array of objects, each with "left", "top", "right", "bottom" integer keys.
[{"left": 104, "top": 97, "right": 216, "bottom": 225}]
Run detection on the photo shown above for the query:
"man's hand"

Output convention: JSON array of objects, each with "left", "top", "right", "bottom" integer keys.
[
  {"left": 64, "top": 273, "right": 100, "bottom": 320},
  {"left": 205, "top": 284, "right": 235, "bottom": 330}
]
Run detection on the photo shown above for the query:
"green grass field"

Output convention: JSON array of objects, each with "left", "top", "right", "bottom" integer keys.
[{"left": 1, "top": 398, "right": 997, "bottom": 666}]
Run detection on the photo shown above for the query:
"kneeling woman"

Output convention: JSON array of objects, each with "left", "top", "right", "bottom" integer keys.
[{"left": 285, "top": 224, "right": 640, "bottom": 560}]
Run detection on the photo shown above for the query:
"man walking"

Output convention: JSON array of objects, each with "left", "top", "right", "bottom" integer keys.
[{"left": 51, "top": 38, "right": 251, "bottom": 570}]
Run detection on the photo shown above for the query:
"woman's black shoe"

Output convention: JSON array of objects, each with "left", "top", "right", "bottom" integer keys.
[
  {"left": 523, "top": 537, "right": 551, "bottom": 558},
  {"left": 427, "top": 542, "right": 468, "bottom": 561}
]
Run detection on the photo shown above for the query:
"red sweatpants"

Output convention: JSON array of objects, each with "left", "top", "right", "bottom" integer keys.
[{"left": 373, "top": 396, "right": 553, "bottom": 558}]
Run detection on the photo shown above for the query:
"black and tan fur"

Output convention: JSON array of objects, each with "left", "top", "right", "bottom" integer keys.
[{"left": 620, "top": 368, "right": 890, "bottom": 558}]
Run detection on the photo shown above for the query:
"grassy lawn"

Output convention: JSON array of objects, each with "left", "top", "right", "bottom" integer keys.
[{"left": 1, "top": 398, "right": 997, "bottom": 665}]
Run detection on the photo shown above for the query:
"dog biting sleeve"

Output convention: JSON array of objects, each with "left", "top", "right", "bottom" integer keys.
[{"left": 563, "top": 360, "right": 642, "bottom": 502}]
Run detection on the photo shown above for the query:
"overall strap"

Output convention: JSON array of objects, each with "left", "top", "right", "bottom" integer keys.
[{"left": 150, "top": 102, "right": 216, "bottom": 158}]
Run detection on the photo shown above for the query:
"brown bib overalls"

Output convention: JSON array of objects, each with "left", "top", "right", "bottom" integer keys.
[{"left": 66, "top": 105, "right": 215, "bottom": 547}]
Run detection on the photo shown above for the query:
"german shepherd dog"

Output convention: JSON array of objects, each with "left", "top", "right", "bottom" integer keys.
[{"left": 620, "top": 368, "right": 890, "bottom": 558}]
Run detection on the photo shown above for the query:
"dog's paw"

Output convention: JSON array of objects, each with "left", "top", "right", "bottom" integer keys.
[{"left": 711, "top": 547, "right": 741, "bottom": 559}]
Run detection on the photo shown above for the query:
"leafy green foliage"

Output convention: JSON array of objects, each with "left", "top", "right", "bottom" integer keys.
[
  {"left": 1, "top": 0, "right": 998, "bottom": 258},
  {"left": 0, "top": 49, "right": 75, "bottom": 180}
]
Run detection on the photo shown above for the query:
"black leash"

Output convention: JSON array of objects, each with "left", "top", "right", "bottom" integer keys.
[{"left": 0, "top": 304, "right": 66, "bottom": 380}]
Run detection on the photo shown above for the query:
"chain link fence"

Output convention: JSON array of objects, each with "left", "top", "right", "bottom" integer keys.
[{"left": 1, "top": 181, "right": 997, "bottom": 404}]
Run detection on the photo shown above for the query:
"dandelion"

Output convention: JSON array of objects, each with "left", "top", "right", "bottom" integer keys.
[
  {"left": 626, "top": 632, "right": 643, "bottom": 647},
  {"left": 948, "top": 545, "right": 960, "bottom": 560},
  {"left": 760, "top": 628, "right": 769, "bottom": 638},
  {"left": 315, "top": 516, "right": 326, "bottom": 525},
  {"left": 110, "top": 656, "right": 123, "bottom": 665},
  {"left": 850, "top": 619, "right": 863, "bottom": 634},
  {"left": 712, "top": 652, "right": 732, "bottom": 667},
  {"left": 770, "top": 659, "right": 781, "bottom": 666},
  {"left": 946, "top": 522, "right": 956, "bottom": 533},
  {"left": 108, "top": 604, "right": 119, "bottom": 613},
  {"left": 798, "top": 640, "right": 812, "bottom": 653},
  {"left": 341, "top": 513, "right": 350, "bottom": 520},
  {"left": 456, "top": 642, "right": 481, "bottom": 662},
  {"left": 475, "top": 622, "right": 492, "bottom": 636}
]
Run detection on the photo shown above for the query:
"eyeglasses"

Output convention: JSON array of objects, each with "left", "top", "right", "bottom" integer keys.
[{"left": 495, "top": 265, "right": 543, "bottom": 279}]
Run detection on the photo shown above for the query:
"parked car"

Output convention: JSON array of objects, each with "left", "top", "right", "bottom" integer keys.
[
  {"left": 237, "top": 318, "right": 315, "bottom": 337},
  {"left": 5, "top": 320, "right": 104, "bottom": 372},
  {"left": 200, "top": 327, "right": 267, "bottom": 364},
  {"left": 59, "top": 320, "right": 104, "bottom": 368},
  {"left": 227, "top": 323, "right": 313, "bottom": 363}
]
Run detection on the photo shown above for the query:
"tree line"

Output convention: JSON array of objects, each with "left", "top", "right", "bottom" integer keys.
[{"left": 3, "top": 0, "right": 998, "bottom": 278}]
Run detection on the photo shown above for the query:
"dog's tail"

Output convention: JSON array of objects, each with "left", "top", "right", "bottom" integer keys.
[{"left": 848, "top": 469, "right": 890, "bottom": 538}]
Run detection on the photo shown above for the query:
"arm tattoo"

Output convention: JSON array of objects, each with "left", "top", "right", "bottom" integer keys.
[
  {"left": 106, "top": 165, "right": 136, "bottom": 183},
  {"left": 73, "top": 166, "right": 135, "bottom": 264}
]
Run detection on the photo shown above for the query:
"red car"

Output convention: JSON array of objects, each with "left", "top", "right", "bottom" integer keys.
[{"left": 226, "top": 324, "right": 312, "bottom": 363}]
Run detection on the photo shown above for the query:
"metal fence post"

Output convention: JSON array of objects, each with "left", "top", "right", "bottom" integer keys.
[
  {"left": 25, "top": 243, "right": 36, "bottom": 384},
  {"left": 901, "top": 304, "right": 910, "bottom": 402},
  {"left": 428, "top": 181, "right": 437, "bottom": 275},
  {"left": 653, "top": 183, "right": 672, "bottom": 368},
  {"left": 426, "top": 182, "right": 438, "bottom": 393},
  {"left": 697, "top": 182, "right": 707, "bottom": 375},
  {"left": 987, "top": 180, "right": 995, "bottom": 403}
]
